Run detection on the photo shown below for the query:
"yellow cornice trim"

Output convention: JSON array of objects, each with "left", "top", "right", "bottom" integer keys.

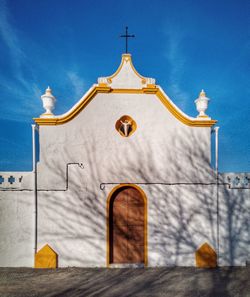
[
  {"left": 111, "top": 88, "right": 143, "bottom": 94},
  {"left": 33, "top": 86, "right": 217, "bottom": 127}
]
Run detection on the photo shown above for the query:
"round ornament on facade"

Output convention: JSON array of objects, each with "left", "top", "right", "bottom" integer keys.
[{"left": 115, "top": 115, "right": 137, "bottom": 137}]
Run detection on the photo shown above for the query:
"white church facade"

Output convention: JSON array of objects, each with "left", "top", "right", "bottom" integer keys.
[{"left": 0, "top": 54, "right": 249, "bottom": 268}]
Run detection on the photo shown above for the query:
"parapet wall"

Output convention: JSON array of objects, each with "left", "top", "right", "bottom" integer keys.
[
  {"left": 220, "top": 173, "right": 250, "bottom": 189},
  {"left": 0, "top": 172, "right": 33, "bottom": 190}
]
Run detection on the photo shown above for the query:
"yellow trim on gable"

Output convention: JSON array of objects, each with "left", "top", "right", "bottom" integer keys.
[
  {"left": 34, "top": 86, "right": 217, "bottom": 127},
  {"left": 106, "top": 184, "right": 148, "bottom": 267},
  {"left": 106, "top": 54, "right": 147, "bottom": 84},
  {"left": 155, "top": 89, "right": 217, "bottom": 127},
  {"left": 34, "top": 86, "right": 111, "bottom": 125}
]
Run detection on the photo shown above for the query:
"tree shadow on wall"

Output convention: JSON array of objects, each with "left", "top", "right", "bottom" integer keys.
[{"left": 34, "top": 128, "right": 249, "bottom": 297}]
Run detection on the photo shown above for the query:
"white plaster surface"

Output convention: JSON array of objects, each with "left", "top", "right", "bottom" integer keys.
[
  {"left": 0, "top": 191, "right": 34, "bottom": 266},
  {"left": 0, "top": 55, "right": 249, "bottom": 267},
  {"left": 218, "top": 186, "right": 250, "bottom": 266},
  {"left": 37, "top": 92, "right": 214, "bottom": 190},
  {"left": 98, "top": 53, "right": 154, "bottom": 89}
]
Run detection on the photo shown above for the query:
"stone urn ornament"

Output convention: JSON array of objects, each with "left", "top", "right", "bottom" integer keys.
[
  {"left": 40, "top": 86, "right": 56, "bottom": 117},
  {"left": 195, "top": 89, "right": 210, "bottom": 118}
]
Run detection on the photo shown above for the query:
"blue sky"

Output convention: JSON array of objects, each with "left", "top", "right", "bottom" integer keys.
[{"left": 0, "top": 0, "right": 249, "bottom": 172}]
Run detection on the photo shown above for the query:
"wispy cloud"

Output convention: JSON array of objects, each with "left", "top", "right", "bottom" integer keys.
[
  {"left": 0, "top": 0, "right": 24, "bottom": 77},
  {"left": 163, "top": 28, "right": 190, "bottom": 111},
  {"left": 0, "top": 0, "right": 42, "bottom": 120},
  {"left": 67, "top": 71, "right": 85, "bottom": 99}
]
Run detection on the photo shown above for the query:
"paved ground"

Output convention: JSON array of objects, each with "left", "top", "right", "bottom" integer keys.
[{"left": 0, "top": 267, "right": 249, "bottom": 297}]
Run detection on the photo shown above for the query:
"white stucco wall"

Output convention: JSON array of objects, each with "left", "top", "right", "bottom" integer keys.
[
  {"left": 37, "top": 92, "right": 214, "bottom": 190},
  {"left": 219, "top": 187, "right": 250, "bottom": 266},
  {"left": 0, "top": 190, "right": 34, "bottom": 267},
  {"left": 0, "top": 55, "right": 249, "bottom": 267},
  {"left": 0, "top": 172, "right": 34, "bottom": 266},
  {"left": 33, "top": 90, "right": 218, "bottom": 267},
  {"left": 0, "top": 163, "right": 249, "bottom": 268},
  {"left": 35, "top": 178, "right": 218, "bottom": 267}
]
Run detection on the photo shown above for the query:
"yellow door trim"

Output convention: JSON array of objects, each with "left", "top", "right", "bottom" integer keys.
[{"left": 106, "top": 184, "right": 148, "bottom": 267}]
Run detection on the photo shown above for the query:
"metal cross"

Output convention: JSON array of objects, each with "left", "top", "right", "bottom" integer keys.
[{"left": 120, "top": 26, "right": 135, "bottom": 53}]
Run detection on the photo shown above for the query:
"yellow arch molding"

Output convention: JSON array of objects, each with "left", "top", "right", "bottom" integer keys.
[
  {"left": 33, "top": 86, "right": 217, "bottom": 127},
  {"left": 106, "top": 53, "right": 147, "bottom": 84},
  {"left": 106, "top": 184, "right": 148, "bottom": 267}
]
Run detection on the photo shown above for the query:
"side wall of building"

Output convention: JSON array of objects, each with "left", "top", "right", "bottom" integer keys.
[
  {"left": 0, "top": 172, "right": 34, "bottom": 267},
  {"left": 219, "top": 174, "right": 250, "bottom": 266}
]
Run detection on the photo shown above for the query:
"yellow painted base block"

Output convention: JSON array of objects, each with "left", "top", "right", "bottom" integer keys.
[
  {"left": 195, "top": 242, "right": 217, "bottom": 268},
  {"left": 35, "top": 244, "right": 58, "bottom": 268}
]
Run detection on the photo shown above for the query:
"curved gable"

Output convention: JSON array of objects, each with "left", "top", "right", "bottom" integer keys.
[{"left": 34, "top": 55, "right": 217, "bottom": 127}]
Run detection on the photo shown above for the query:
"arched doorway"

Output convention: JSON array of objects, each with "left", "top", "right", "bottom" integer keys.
[{"left": 107, "top": 185, "right": 147, "bottom": 266}]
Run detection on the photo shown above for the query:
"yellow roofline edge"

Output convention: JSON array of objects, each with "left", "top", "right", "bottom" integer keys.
[
  {"left": 33, "top": 86, "right": 217, "bottom": 127},
  {"left": 107, "top": 54, "right": 147, "bottom": 83}
]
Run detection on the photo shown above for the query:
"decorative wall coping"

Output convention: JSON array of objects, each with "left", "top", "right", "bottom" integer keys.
[
  {"left": 220, "top": 173, "right": 250, "bottom": 189},
  {"left": 0, "top": 172, "right": 33, "bottom": 190},
  {"left": 1, "top": 171, "right": 249, "bottom": 191}
]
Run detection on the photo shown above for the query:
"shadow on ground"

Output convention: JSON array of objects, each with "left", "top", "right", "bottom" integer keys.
[{"left": 0, "top": 267, "right": 249, "bottom": 297}]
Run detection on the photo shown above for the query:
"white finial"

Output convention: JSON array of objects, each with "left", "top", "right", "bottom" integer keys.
[
  {"left": 40, "top": 86, "right": 56, "bottom": 118},
  {"left": 200, "top": 89, "right": 206, "bottom": 96},
  {"left": 194, "top": 89, "right": 210, "bottom": 118}
]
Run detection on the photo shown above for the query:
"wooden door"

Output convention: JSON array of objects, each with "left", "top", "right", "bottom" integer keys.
[{"left": 110, "top": 187, "right": 145, "bottom": 264}]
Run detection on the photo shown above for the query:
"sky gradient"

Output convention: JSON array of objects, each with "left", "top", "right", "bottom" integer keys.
[{"left": 0, "top": 0, "right": 249, "bottom": 172}]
